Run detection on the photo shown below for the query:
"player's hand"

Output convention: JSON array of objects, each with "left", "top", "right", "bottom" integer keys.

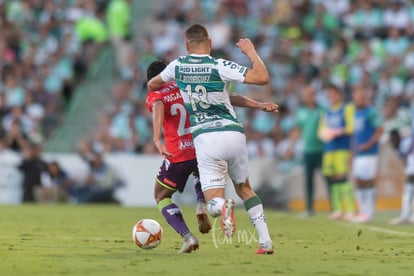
[
  {"left": 331, "top": 128, "right": 344, "bottom": 138},
  {"left": 154, "top": 140, "right": 173, "bottom": 158},
  {"left": 236, "top": 38, "right": 257, "bottom": 58},
  {"left": 358, "top": 142, "right": 371, "bottom": 152},
  {"left": 259, "top": 102, "right": 279, "bottom": 112}
]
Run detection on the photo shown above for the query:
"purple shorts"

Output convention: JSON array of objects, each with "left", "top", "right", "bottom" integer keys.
[{"left": 156, "top": 159, "right": 198, "bottom": 192}]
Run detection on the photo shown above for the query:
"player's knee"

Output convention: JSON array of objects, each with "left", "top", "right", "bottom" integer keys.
[
  {"left": 154, "top": 194, "right": 164, "bottom": 204},
  {"left": 234, "top": 181, "right": 255, "bottom": 201},
  {"left": 154, "top": 189, "right": 173, "bottom": 204}
]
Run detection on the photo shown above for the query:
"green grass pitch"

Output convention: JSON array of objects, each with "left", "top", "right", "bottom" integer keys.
[{"left": 1, "top": 205, "right": 414, "bottom": 275}]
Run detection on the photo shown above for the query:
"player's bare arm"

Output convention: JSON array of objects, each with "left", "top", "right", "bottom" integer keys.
[
  {"left": 152, "top": 100, "right": 173, "bottom": 157},
  {"left": 358, "top": 127, "right": 384, "bottom": 152},
  {"left": 229, "top": 93, "right": 278, "bottom": 112},
  {"left": 235, "top": 38, "right": 269, "bottom": 85},
  {"left": 148, "top": 74, "right": 166, "bottom": 92}
]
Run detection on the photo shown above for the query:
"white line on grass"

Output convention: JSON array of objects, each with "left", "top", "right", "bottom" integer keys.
[
  {"left": 291, "top": 213, "right": 414, "bottom": 237},
  {"left": 359, "top": 225, "right": 414, "bottom": 237},
  {"left": 337, "top": 222, "right": 414, "bottom": 237}
]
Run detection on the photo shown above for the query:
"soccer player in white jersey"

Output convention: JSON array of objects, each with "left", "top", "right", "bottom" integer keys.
[
  {"left": 389, "top": 107, "right": 414, "bottom": 225},
  {"left": 148, "top": 24, "right": 273, "bottom": 254}
]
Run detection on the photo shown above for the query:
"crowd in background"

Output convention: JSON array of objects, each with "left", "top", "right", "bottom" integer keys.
[
  {"left": 0, "top": 0, "right": 120, "bottom": 203},
  {"left": 0, "top": 0, "right": 109, "bottom": 153},
  {"left": 2, "top": 0, "right": 414, "bottom": 203},
  {"left": 85, "top": 0, "right": 413, "bottom": 168}
]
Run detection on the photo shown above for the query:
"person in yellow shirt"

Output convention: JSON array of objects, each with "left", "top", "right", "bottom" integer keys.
[
  {"left": 106, "top": 0, "right": 132, "bottom": 72},
  {"left": 319, "top": 84, "right": 355, "bottom": 220}
]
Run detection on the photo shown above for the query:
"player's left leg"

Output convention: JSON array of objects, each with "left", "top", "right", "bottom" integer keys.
[
  {"left": 155, "top": 184, "right": 197, "bottom": 252},
  {"left": 334, "top": 151, "right": 355, "bottom": 221},
  {"left": 352, "top": 155, "right": 378, "bottom": 223},
  {"left": 322, "top": 151, "right": 343, "bottom": 219},
  {"left": 192, "top": 172, "right": 211, "bottom": 234},
  {"left": 390, "top": 176, "right": 414, "bottom": 225},
  {"left": 154, "top": 159, "right": 200, "bottom": 253}
]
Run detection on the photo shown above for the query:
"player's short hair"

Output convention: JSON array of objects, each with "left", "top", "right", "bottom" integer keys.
[
  {"left": 146, "top": 60, "right": 167, "bottom": 81},
  {"left": 185, "top": 24, "right": 210, "bottom": 46},
  {"left": 325, "top": 83, "right": 341, "bottom": 93}
]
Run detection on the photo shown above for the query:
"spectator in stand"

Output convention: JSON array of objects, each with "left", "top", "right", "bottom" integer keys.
[
  {"left": 2, "top": 119, "right": 28, "bottom": 153},
  {"left": 106, "top": 0, "right": 133, "bottom": 74},
  {"left": 36, "top": 161, "right": 75, "bottom": 203},
  {"left": 71, "top": 153, "right": 122, "bottom": 203},
  {"left": 18, "top": 143, "right": 47, "bottom": 202},
  {"left": 0, "top": 138, "right": 20, "bottom": 164},
  {"left": 383, "top": 0, "right": 410, "bottom": 30},
  {"left": 0, "top": 0, "right": 113, "bottom": 155},
  {"left": 0, "top": 93, "right": 9, "bottom": 125}
]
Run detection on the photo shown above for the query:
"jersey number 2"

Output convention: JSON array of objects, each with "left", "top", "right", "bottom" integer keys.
[{"left": 170, "top": 103, "right": 191, "bottom": 136}]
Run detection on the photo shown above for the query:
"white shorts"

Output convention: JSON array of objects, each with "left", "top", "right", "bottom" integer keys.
[
  {"left": 352, "top": 155, "right": 378, "bottom": 180},
  {"left": 193, "top": 131, "right": 249, "bottom": 191}
]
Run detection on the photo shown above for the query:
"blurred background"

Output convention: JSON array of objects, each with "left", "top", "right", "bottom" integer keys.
[{"left": 0, "top": 0, "right": 412, "bottom": 211}]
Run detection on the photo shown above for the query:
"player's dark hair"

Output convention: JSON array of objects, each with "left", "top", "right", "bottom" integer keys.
[
  {"left": 146, "top": 60, "right": 167, "bottom": 81},
  {"left": 185, "top": 24, "right": 210, "bottom": 44},
  {"left": 326, "top": 83, "right": 341, "bottom": 93}
]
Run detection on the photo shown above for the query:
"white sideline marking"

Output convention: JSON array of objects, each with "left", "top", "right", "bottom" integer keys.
[
  {"left": 361, "top": 225, "right": 414, "bottom": 237},
  {"left": 337, "top": 221, "right": 414, "bottom": 237},
  {"left": 295, "top": 213, "right": 414, "bottom": 237}
]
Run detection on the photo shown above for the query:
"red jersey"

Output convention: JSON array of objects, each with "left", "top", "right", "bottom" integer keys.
[{"left": 145, "top": 82, "right": 196, "bottom": 163}]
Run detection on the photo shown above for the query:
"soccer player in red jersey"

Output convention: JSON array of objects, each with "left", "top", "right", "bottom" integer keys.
[{"left": 145, "top": 60, "right": 278, "bottom": 253}]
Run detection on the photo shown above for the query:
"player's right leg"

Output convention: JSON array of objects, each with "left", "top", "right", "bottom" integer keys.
[
  {"left": 232, "top": 179, "right": 273, "bottom": 254},
  {"left": 352, "top": 156, "right": 378, "bottom": 223},
  {"left": 154, "top": 159, "right": 199, "bottom": 253},
  {"left": 226, "top": 132, "right": 273, "bottom": 254},
  {"left": 193, "top": 132, "right": 234, "bottom": 238},
  {"left": 322, "top": 151, "right": 343, "bottom": 219},
  {"left": 325, "top": 150, "right": 354, "bottom": 220},
  {"left": 389, "top": 176, "right": 414, "bottom": 225},
  {"left": 203, "top": 187, "right": 233, "bottom": 237}
]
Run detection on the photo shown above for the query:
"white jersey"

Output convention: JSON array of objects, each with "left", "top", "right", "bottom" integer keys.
[{"left": 160, "top": 54, "right": 248, "bottom": 138}]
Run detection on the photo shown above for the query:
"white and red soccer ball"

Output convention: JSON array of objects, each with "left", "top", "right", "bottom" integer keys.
[{"left": 132, "top": 219, "right": 163, "bottom": 249}]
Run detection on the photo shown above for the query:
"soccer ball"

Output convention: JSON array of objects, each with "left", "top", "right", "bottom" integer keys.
[{"left": 132, "top": 219, "right": 163, "bottom": 249}]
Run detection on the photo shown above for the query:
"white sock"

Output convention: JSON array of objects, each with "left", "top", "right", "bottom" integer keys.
[
  {"left": 362, "top": 188, "right": 370, "bottom": 215},
  {"left": 366, "top": 187, "right": 376, "bottom": 218},
  {"left": 401, "top": 183, "right": 414, "bottom": 219},
  {"left": 355, "top": 189, "right": 364, "bottom": 215},
  {"left": 247, "top": 204, "right": 272, "bottom": 245},
  {"left": 207, "top": 197, "right": 225, "bottom": 218}
]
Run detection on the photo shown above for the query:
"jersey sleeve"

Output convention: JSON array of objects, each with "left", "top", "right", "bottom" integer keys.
[
  {"left": 145, "top": 92, "right": 163, "bottom": 112},
  {"left": 160, "top": 59, "right": 178, "bottom": 82},
  {"left": 216, "top": 58, "right": 249, "bottom": 83}
]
